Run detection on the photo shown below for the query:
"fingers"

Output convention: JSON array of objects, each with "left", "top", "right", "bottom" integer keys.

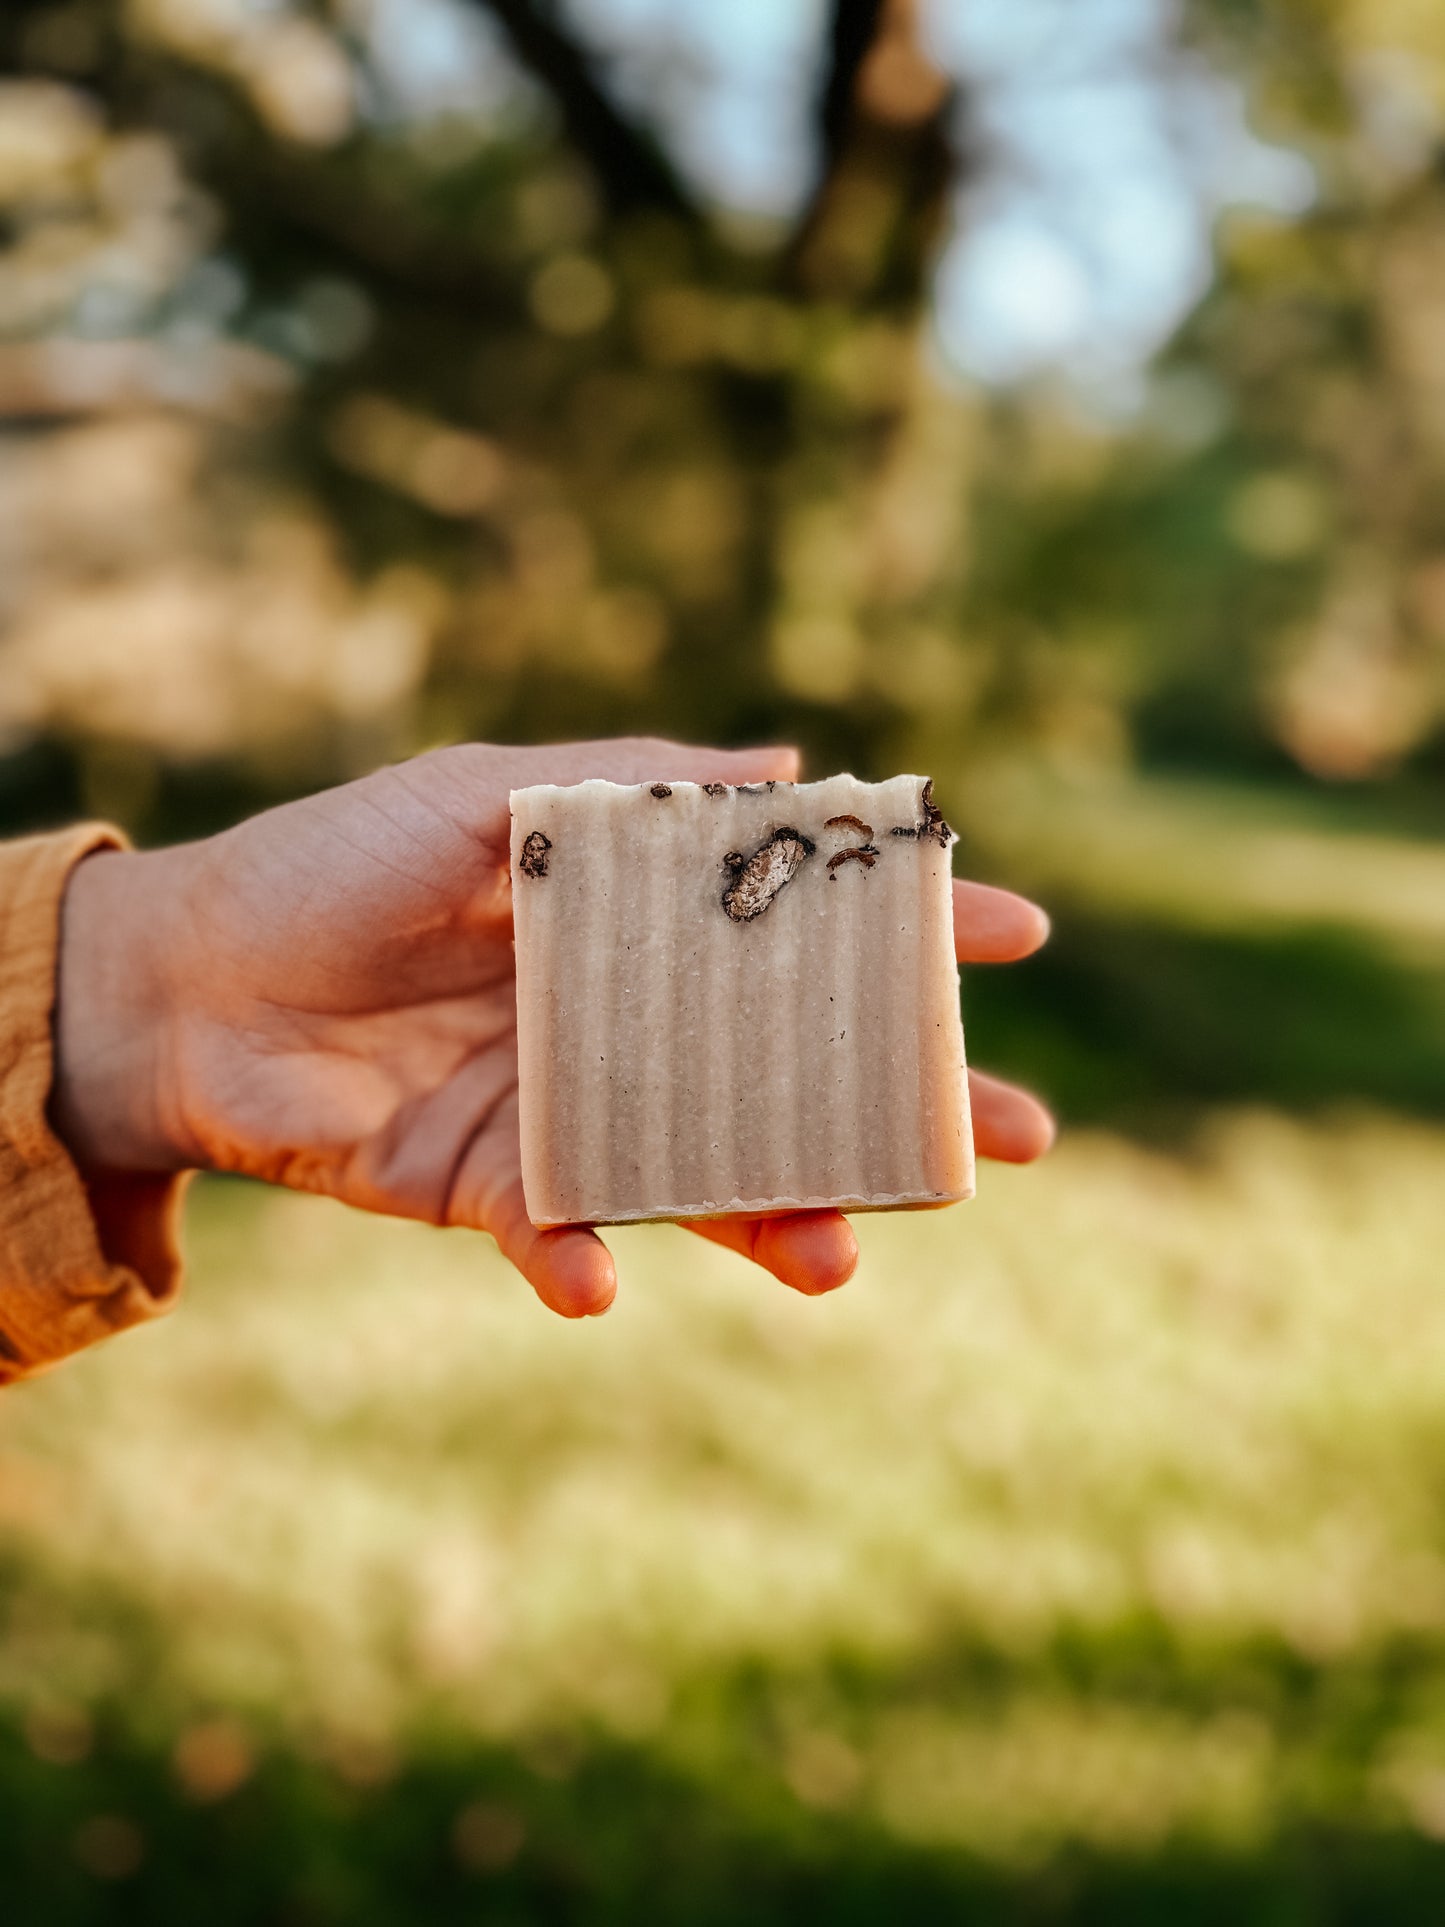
[
  {"left": 475, "top": 1076, "right": 1049, "bottom": 1322},
  {"left": 483, "top": 1174, "right": 618, "bottom": 1318},
  {"left": 954, "top": 880, "right": 1050, "bottom": 963},
  {"left": 970, "top": 1068, "right": 1056, "bottom": 1162},
  {"left": 953, "top": 888, "right": 1055, "bottom": 1162},
  {"left": 686, "top": 1209, "right": 859, "bottom": 1296}
]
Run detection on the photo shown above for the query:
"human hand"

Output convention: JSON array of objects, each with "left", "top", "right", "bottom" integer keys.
[{"left": 52, "top": 740, "right": 1053, "bottom": 1317}]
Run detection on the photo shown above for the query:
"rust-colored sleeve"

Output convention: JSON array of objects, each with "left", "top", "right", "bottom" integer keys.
[{"left": 0, "top": 826, "right": 186, "bottom": 1385}]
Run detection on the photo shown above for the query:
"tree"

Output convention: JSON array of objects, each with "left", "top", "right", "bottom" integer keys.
[
  {"left": 0, "top": 0, "right": 991, "bottom": 833},
  {"left": 2, "top": 0, "right": 1441, "bottom": 843}
]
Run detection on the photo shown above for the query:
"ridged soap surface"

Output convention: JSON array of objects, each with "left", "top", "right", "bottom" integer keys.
[{"left": 510, "top": 775, "right": 973, "bottom": 1226}]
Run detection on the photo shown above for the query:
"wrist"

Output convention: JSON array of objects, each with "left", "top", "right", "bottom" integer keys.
[{"left": 51, "top": 845, "right": 200, "bottom": 1175}]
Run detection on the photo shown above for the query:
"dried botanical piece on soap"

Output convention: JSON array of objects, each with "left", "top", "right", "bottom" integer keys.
[
  {"left": 919, "top": 778, "right": 951, "bottom": 845},
  {"left": 826, "top": 844, "right": 879, "bottom": 874},
  {"left": 519, "top": 830, "right": 552, "bottom": 878},
  {"left": 721, "top": 827, "right": 816, "bottom": 922},
  {"left": 887, "top": 782, "right": 951, "bottom": 844},
  {"left": 825, "top": 814, "right": 874, "bottom": 836}
]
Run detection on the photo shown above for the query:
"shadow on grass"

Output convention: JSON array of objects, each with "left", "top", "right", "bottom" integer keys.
[
  {"left": 8, "top": 1623, "right": 1445, "bottom": 1927},
  {"left": 963, "top": 901, "right": 1445, "bottom": 1133}
]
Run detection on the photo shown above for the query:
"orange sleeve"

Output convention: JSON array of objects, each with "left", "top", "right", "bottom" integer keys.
[{"left": 0, "top": 826, "right": 186, "bottom": 1384}]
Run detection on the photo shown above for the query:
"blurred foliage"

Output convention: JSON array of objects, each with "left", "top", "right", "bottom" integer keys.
[
  {"left": 0, "top": 0, "right": 965, "bottom": 824},
  {"left": 1, "top": 0, "right": 1444, "bottom": 838},
  {"left": 982, "top": 0, "right": 1445, "bottom": 788}
]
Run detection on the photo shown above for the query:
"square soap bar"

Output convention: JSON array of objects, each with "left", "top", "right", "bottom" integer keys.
[{"left": 510, "top": 774, "right": 973, "bottom": 1226}]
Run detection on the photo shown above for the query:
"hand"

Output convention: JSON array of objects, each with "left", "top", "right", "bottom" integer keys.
[{"left": 52, "top": 740, "right": 1053, "bottom": 1317}]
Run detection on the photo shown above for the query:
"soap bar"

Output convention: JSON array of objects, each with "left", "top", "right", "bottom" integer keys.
[{"left": 510, "top": 774, "right": 973, "bottom": 1226}]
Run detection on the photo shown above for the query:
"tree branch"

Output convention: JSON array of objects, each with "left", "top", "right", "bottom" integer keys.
[
  {"left": 473, "top": 0, "right": 702, "bottom": 226},
  {"left": 0, "top": 19, "right": 522, "bottom": 325},
  {"left": 787, "top": 0, "right": 957, "bottom": 310},
  {"left": 817, "top": 0, "right": 888, "bottom": 169}
]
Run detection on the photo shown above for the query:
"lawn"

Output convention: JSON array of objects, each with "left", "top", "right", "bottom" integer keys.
[{"left": 3, "top": 1103, "right": 1445, "bottom": 1922}]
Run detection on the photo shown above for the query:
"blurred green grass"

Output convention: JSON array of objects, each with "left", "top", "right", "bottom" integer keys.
[
  {"left": 4, "top": 1101, "right": 1445, "bottom": 1921},
  {"left": 959, "top": 771, "right": 1445, "bottom": 1129}
]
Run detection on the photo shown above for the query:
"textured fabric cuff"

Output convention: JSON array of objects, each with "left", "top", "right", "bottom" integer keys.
[{"left": 0, "top": 825, "right": 186, "bottom": 1384}]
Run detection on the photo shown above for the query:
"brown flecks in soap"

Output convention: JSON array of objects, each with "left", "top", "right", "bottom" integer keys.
[
  {"left": 519, "top": 830, "right": 552, "bottom": 878},
  {"left": 650, "top": 783, "right": 673, "bottom": 799},
  {"left": 702, "top": 783, "right": 728, "bottom": 798},
  {"left": 721, "top": 827, "right": 816, "bottom": 922},
  {"left": 826, "top": 814, "right": 874, "bottom": 837},
  {"left": 826, "top": 843, "right": 879, "bottom": 876},
  {"left": 919, "top": 778, "right": 952, "bottom": 846},
  {"left": 887, "top": 783, "right": 951, "bottom": 845}
]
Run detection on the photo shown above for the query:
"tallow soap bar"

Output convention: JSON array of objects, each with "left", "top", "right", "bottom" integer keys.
[{"left": 511, "top": 775, "right": 973, "bottom": 1225}]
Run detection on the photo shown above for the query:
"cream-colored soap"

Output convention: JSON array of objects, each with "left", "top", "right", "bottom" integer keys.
[{"left": 510, "top": 775, "right": 973, "bottom": 1226}]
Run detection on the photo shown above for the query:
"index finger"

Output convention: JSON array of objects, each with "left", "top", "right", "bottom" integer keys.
[
  {"left": 491, "top": 737, "right": 803, "bottom": 793},
  {"left": 954, "top": 879, "right": 1050, "bottom": 963}
]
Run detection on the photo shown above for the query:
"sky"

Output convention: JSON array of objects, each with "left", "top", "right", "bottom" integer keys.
[{"left": 362, "top": 0, "right": 1317, "bottom": 395}]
